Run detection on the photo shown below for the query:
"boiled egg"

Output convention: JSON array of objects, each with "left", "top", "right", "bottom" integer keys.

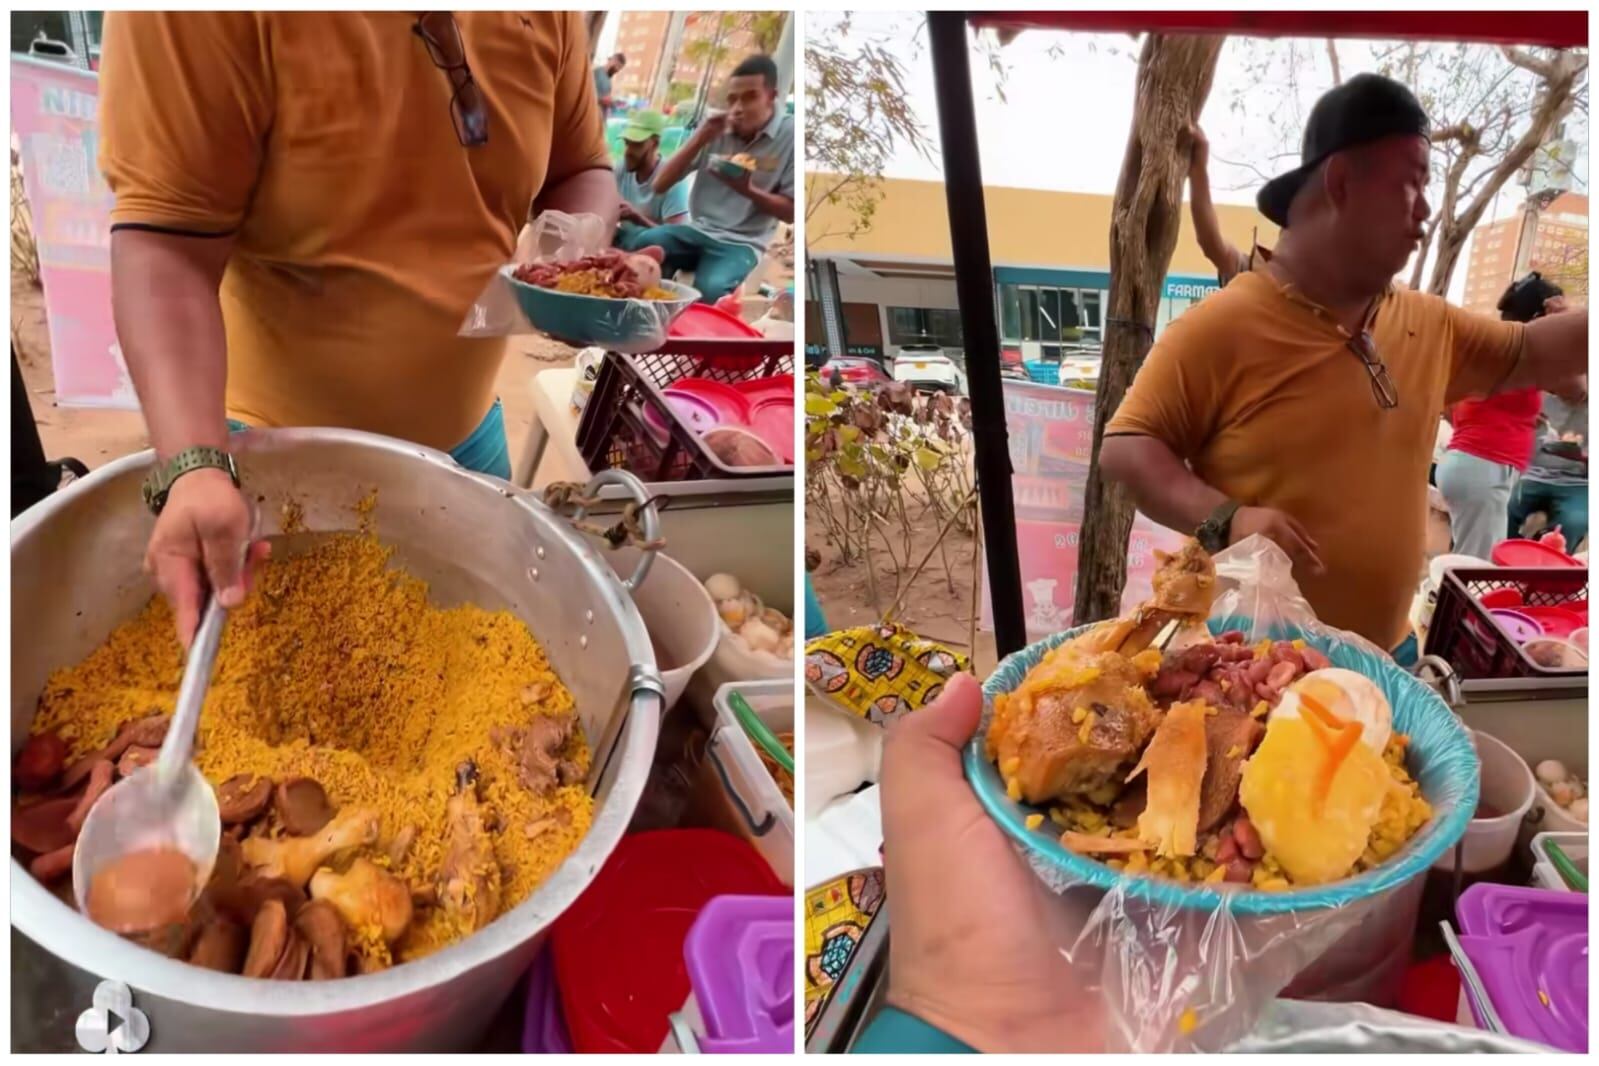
[{"left": 1270, "top": 668, "right": 1392, "bottom": 755}]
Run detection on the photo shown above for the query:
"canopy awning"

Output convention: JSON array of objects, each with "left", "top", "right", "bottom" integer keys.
[{"left": 968, "top": 12, "right": 1587, "bottom": 48}]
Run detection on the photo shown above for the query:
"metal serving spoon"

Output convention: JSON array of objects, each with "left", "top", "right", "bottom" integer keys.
[{"left": 72, "top": 512, "right": 259, "bottom": 919}]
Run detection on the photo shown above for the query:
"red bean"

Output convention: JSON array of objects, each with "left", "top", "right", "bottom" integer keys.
[
  {"left": 1270, "top": 643, "right": 1305, "bottom": 671},
  {"left": 1233, "top": 816, "right": 1264, "bottom": 860},
  {"left": 1194, "top": 680, "right": 1224, "bottom": 705},
  {"left": 1255, "top": 682, "right": 1276, "bottom": 701},
  {"left": 1225, "top": 859, "right": 1254, "bottom": 883},
  {"left": 1302, "top": 647, "right": 1332, "bottom": 671},
  {"left": 1216, "top": 834, "right": 1239, "bottom": 864},
  {"left": 1245, "top": 659, "right": 1272, "bottom": 685},
  {"left": 1266, "top": 661, "right": 1298, "bottom": 690},
  {"left": 1151, "top": 668, "right": 1199, "bottom": 698},
  {"left": 1218, "top": 630, "right": 1246, "bottom": 644}
]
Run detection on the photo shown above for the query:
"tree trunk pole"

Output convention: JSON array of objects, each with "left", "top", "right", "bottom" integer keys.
[{"left": 1073, "top": 33, "right": 1224, "bottom": 627}]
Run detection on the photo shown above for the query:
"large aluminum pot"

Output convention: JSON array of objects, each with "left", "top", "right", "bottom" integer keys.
[{"left": 10, "top": 429, "right": 664, "bottom": 1052}]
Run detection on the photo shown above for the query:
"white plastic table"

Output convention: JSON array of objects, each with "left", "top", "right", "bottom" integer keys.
[{"left": 512, "top": 368, "right": 589, "bottom": 490}]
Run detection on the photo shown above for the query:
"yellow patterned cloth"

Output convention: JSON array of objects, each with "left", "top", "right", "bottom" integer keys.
[
  {"left": 803, "top": 624, "right": 970, "bottom": 726},
  {"left": 804, "top": 867, "right": 886, "bottom": 1037}
]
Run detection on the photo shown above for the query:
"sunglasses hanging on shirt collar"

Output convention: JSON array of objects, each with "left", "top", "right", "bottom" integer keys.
[{"left": 414, "top": 12, "right": 489, "bottom": 147}]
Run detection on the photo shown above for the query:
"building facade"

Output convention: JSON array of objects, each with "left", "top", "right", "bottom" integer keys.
[
  {"left": 610, "top": 11, "right": 769, "bottom": 109},
  {"left": 1463, "top": 191, "right": 1589, "bottom": 314},
  {"left": 805, "top": 176, "right": 1277, "bottom": 366}
]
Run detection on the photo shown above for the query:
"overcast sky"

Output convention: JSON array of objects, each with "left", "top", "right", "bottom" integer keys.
[{"left": 810, "top": 12, "right": 1591, "bottom": 303}]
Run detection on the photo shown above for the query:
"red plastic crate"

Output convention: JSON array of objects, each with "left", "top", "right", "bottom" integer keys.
[
  {"left": 1424, "top": 567, "right": 1588, "bottom": 679},
  {"left": 574, "top": 340, "right": 794, "bottom": 483}
]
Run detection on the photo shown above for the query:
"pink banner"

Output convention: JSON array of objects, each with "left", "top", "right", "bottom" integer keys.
[
  {"left": 981, "top": 379, "right": 1188, "bottom": 639},
  {"left": 12, "top": 56, "right": 134, "bottom": 408}
]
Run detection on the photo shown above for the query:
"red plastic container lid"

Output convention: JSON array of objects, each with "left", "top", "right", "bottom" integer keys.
[
  {"left": 748, "top": 396, "right": 795, "bottom": 464},
  {"left": 1477, "top": 588, "right": 1525, "bottom": 609},
  {"left": 550, "top": 830, "right": 787, "bottom": 1054},
  {"left": 1491, "top": 538, "right": 1582, "bottom": 568},
  {"left": 668, "top": 303, "right": 763, "bottom": 339},
  {"left": 1518, "top": 605, "right": 1587, "bottom": 639}
]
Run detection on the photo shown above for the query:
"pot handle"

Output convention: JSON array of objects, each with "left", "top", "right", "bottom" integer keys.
[
  {"left": 1413, "top": 654, "right": 1463, "bottom": 711},
  {"left": 565, "top": 469, "right": 663, "bottom": 592}
]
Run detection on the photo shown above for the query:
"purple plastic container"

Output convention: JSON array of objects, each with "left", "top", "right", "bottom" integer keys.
[
  {"left": 521, "top": 946, "right": 573, "bottom": 1054},
  {"left": 1455, "top": 883, "right": 1588, "bottom": 1053},
  {"left": 684, "top": 895, "right": 794, "bottom": 1054},
  {"left": 1488, "top": 608, "right": 1542, "bottom": 644}
]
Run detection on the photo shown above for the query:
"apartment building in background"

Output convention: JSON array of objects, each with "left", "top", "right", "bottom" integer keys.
[
  {"left": 610, "top": 11, "right": 765, "bottom": 108},
  {"left": 1463, "top": 190, "right": 1589, "bottom": 314}
]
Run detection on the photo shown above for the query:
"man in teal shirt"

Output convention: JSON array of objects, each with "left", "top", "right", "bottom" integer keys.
[
  {"left": 593, "top": 52, "right": 625, "bottom": 116},
  {"left": 614, "top": 110, "right": 690, "bottom": 249},
  {"left": 628, "top": 54, "right": 794, "bottom": 303}
]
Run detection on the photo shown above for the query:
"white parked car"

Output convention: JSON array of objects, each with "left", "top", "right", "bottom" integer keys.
[{"left": 890, "top": 343, "right": 967, "bottom": 395}]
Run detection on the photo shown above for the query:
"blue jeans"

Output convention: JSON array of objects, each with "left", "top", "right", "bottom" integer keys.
[
  {"left": 620, "top": 222, "right": 759, "bottom": 303},
  {"left": 1436, "top": 450, "right": 1517, "bottom": 560},
  {"left": 228, "top": 399, "right": 512, "bottom": 480},
  {"left": 1508, "top": 478, "right": 1588, "bottom": 552}
]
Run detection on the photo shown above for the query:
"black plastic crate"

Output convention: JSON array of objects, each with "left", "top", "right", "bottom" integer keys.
[
  {"left": 574, "top": 340, "right": 794, "bottom": 483},
  {"left": 1425, "top": 566, "right": 1588, "bottom": 679}
]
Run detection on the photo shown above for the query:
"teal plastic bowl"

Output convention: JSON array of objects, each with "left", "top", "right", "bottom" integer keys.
[
  {"left": 501, "top": 266, "right": 699, "bottom": 350},
  {"left": 710, "top": 155, "right": 753, "bottom": 181},
  {"left": 966, "top": 616, "right": 1479, "bottom": 915}
]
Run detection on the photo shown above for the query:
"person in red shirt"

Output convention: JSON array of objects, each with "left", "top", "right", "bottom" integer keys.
[{"left": 1436, "top": 273, "right": 1565, "bottom": 558}]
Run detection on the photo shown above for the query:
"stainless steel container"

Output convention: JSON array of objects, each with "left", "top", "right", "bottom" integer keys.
[{"left": 10, "top": 429, "right": 664, "bottom": 1052}]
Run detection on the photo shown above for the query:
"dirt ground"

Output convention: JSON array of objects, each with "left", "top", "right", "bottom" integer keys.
[{"left": 806, "top": 479, "right": 1000, "bottom": 674}]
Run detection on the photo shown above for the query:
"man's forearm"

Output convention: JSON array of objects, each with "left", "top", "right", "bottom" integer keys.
[
  {"left": 1189, "top": 172, "right": 1238, "bottom": 280},
  {"left": 1099, "top": 434, "right": 1228, "bottom": 534},
  {"left": 535, "top": 166, "right": 621, "bottom": 232},
  {"left": 110, "top": 230, "right": 233, "bottom": 460},
  {"left": 653, "top": 129, "right": 713, "bottom": 194},
  {"left": 1504, "top": 308, "right": 1589, "bottom": 394},
  {"left": 741, "top": 187, "right": 794, "bottom": 224}
]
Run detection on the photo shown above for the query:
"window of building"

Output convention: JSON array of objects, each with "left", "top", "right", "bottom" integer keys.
[
  {"left": 996, "top": 282, "right": 1102, "bottom": 360},
  {"left": 886, "top": 306, "right": 965, "bottom": 352}
]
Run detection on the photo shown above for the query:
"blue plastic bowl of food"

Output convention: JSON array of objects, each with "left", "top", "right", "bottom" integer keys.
[
  {"left": 501, "top": 266, "right": 699, "bottom": 351},
  {"left": 710, "top": 155, "right": 754, "bottom": 181},
  {"left": 965, "top": 616, "right": 1479, "bottom": 916}
]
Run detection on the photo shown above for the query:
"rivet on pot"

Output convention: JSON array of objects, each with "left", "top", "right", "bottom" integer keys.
[
  {"left": 580, "top": 635, "right": 588, "bottom": 649},
  {"left": 536, "top": 546, "right": 546, "bottom": 559},
  {"left": 530, "top": 567, "right": 540, "bottom": 581},
  {"left": 586, "top": 610, "right": 594, "bottom": 624}
]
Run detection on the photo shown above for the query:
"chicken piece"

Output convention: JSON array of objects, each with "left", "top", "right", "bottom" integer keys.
[
  {"left": 437, "top": 761, "right": 502, "bottom": 933},
  {"left": 492, "top": 713, "right": 581, "bottom": 795},
  {"left": 310, "top": 858, "right": 413, "bottom": 945},
  {"left": 988, "top": 649, "right": 1161, "bottom": 803},
  {"left": 1126, "top": 701, "right": 1209, "bottom": 858},
  {"left": 241, "top": 806, "right": 379, "bottom": 888},
  {"left": 1197, "top": 709, "right": 1265, "bottom": 833},
  {"left": 1147, "top": 540, "right": 1218, "bottom": 618}
]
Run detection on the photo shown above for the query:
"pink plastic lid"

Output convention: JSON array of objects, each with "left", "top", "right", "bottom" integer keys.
[
  {"left": 1491, "top": 538, "right": 1582, "bottom": 568},
  {"left": 668, "top": 303, "right": 763, "bottom": 339},
  {"left": 1518, "top": 605, "right": 1586, "bottom": 639},
  {"left": 684, "top": 895, "right": 794, "bottom": 1054},
  {"left": 747, "top": 396, "right": 795, "bottom": 464},
  {"left": 1455, "top": 884, "right": 1587, "bottom": 1052},
  {"left": 642, "top": 390, "right": 721, "bottom": 443},
  {"left": 1489, "top": 608, "right": 1542, "bottom": 643}
]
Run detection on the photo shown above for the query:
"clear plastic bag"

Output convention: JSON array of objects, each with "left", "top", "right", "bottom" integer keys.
[
  {"left": 970, "top": 534, "right": 1480, "bottom": 1052},
  {"left": 458, "top": 210, "right": 696, "bottom": 353}
]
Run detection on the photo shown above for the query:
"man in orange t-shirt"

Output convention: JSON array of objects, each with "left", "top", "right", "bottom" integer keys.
[
  {"left": 1102, "top": 75, "right": 1588, "bottom": 660},
  {"left": 98, "top": 12, "right": 619, "bottom": 646}
]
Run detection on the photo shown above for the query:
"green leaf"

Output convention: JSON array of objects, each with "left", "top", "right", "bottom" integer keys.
[
  {"left": 806, "top": 394, "right": 839, "bottom": 417},
  {"left": 915, "top": 447, "right": 942, "bottom": 471},
  {"left": 838, "top": 425, "right": 862, "bottom": 444}
]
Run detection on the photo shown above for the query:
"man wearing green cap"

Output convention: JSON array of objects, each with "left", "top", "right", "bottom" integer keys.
[{"left": 614, "top": 110, "right": 690, "bottom": 248}]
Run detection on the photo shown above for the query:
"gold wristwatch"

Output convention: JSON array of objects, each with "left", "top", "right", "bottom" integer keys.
[{"left": 141, "top": 447, "right": 239, "bottom": 515}]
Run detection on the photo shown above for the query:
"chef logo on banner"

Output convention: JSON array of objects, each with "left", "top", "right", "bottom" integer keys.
[
  {"left": 981, "top": 378, "right": 1187, "bottom": 638},
  {"left": 12, "top": 56, "right": 134, "bottom": 409}
]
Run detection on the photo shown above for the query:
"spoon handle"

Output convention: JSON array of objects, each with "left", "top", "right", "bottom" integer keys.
[{"left": 156, "top": 591, "right": 227, "bottom": 789}]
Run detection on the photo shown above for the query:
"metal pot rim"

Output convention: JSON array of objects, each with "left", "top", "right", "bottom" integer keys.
[{"left": 11, "top": 427, "right": 661, "bottom": 1013}]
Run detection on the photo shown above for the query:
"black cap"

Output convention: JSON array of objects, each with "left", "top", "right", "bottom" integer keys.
[{"left": 1257, "top": 73, "right": 1430, "bottom": 228}]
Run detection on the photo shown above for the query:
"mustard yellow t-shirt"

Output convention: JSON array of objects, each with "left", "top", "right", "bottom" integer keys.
[
  {"left": 98, "top": 12, "right": 610, "bottom": 450},
  {"left": 1106, "top": 271, "right": 1524, "bottom": 650}
]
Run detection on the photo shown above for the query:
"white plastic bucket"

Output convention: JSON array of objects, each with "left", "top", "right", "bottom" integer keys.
[
  {"left": 694, "top": 680, "right": 794, "bottom": 885},
  {"left": 607, "top": 548, "right": 719, "bottom": 713},
  {"left": 1432, "top": 730, "right": 1536, "bottom": 874}
]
